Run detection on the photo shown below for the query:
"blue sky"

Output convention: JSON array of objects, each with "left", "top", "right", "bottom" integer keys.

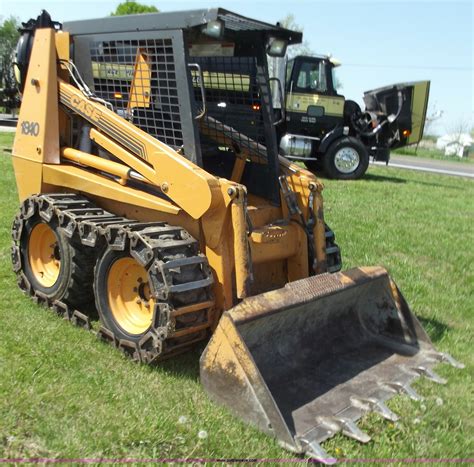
[{"left": 1, "top": 0, "right": 472, "bottom": 135}]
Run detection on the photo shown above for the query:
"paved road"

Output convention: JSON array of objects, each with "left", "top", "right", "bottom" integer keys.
[
  {"left": 0, "top": 126, "right": 16, "bottom": 132},
  {"left": 0, "top": 114, "right": 17, "bottom": 128},
  {"left": 371, "top": 154, "right": 474, "bottom": 179}
]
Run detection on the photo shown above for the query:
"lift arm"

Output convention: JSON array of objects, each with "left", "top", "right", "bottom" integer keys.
[{"left": 58, "top": 79, "right": 220, "bottom": 220}]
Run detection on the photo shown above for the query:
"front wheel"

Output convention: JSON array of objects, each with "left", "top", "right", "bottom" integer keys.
[
  {"left": 93, "top": 223, "right": 214, "bottom": 353},
  {"left": 322, "top": 137, "right": 369, "bottom": 180},
  {"left": 94, "top": 249, "right": 156, "bottom": 340}
]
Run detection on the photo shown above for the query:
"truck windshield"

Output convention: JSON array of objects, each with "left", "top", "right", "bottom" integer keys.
[{"left": 295, "top": 60, "right": 328, "bottom": 93}]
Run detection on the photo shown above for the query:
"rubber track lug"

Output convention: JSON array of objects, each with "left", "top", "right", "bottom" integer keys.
[
  {"left": 38, "top": 194, "right": 89, "bottom": 222},
  {"left": 20, "top": 197, "right": 37, "bottom": 220},
  {"left": 138, "top": 330, "right": 163, "bottom": 363},
  {"left": 17, "top": 271, "right": 32, "bottom": 295},
  {"left": 105, "top": 225, "right": 128, "bottom": 250},
  {"left": 11, "top": 215, "right": 23, "bottom": 242},
  {"left": 152, "top": 303, "right": 172, "bottom": 330}
]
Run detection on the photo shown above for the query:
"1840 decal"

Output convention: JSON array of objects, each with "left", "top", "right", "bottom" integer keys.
[{"left": 20, "top": 120, "right": 40, "bottom": 136}]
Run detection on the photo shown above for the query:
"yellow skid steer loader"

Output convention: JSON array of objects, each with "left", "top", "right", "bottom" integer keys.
[{"left": 10, "top": 9, "right": 462, "bottom": 462}]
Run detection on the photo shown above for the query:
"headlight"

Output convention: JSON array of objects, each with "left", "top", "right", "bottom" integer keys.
[
  {"left": 266, "top": 37, "right": 287, "bottom": 57},
  {"left": 201, "top": 20, "right": 224, "bottom": 39}
]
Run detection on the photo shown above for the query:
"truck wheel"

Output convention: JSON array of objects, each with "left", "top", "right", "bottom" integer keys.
[{"left": 323, "top": 137, "right": 369, "bottom": 180}]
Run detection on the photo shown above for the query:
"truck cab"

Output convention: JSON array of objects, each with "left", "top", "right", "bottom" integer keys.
[
  {"left": 284, "top": 55, "right": 345, "bottom": 139},
  {"left": 274, "top": 54, "right": 430, "bottom": 180}
]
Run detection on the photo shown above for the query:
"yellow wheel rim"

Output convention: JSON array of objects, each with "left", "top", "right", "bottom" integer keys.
[
  {"left": 107, "top": 257, "right": 155, "bottom": 335},
  {"left": 28, "top": 223, "right": 61, "bottom": 288}
]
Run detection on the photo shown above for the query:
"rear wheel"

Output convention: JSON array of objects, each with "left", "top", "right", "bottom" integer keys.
[
  {"left": 322, "top": 137, "right": 369, "bottom": 180},
  {"left": 23, "top": 218, "right": 66, "bottom": 297},
  {"left": 14, "top": 196, "right": 96, "bottom": 308}
]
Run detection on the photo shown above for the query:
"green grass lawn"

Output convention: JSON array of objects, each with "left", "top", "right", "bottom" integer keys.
[{"left": 1, "top": 130, "right": 473, "bottom": 463}]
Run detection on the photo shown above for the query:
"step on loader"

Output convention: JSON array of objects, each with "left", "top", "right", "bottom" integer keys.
[{"left": 10, "top": 9, "right": 462, "bottom": 463}]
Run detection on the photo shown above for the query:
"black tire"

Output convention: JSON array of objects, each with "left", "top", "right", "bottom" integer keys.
[
  {"left": 322, "top": 136, "right": 369, "bottom": 180},
  {"left": 19, "top": 213, "right": 95, "bottom": 308}
]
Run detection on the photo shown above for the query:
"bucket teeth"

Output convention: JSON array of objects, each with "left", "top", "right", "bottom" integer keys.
[
  {"left": 316, "top": 416, "right": 371, "bottom": 443},
  {"left": 300, "top": 438, "right": 337, "bottom": 465},
  {"left": 339, "top": 419, "right": 371, "bottom": 443},
  {"left": 412, "top": 366, "right": 447, "bottom": 385},
  {"left": 351, "top": 396, "right": 399, "bottom": 422},
  {"left": 427, "top": 352, "right": 465, "bottom": 369},
  {"left": 380, "top": 381, "right": 423, "bottom": 401}
]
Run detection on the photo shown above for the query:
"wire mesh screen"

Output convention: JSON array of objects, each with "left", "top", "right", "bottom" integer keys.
[
  {"left": 89, "top": 38, "right": 184, "bottom": 149},
  {"left": 191, "top": 56, "right": 269, "bottom": 164}
]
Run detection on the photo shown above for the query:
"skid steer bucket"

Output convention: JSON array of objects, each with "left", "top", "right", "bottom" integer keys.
[{"left": 200, "top": 266, "right": 463, "bottom": 463}]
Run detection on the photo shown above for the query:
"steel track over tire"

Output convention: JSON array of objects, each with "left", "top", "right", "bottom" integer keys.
[
  {"left": 94, "top": 223, "right": 214, "bottom": 360},
  {"left": 12, "top": 193, "right": 215, "bottom": 363},
  {"left": 12, "top": 195, "right": 97, "bottom": 309}
]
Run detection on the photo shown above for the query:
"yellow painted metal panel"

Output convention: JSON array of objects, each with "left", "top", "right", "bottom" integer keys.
[
  {"left": 407, "top": 81, "right": 430, "bottom": 145},
  {"left": 12, "top": 157, "right": 43, "bottom": 201},
  {"left": 128, "top": 49, "right": 152, "bottom": 110},
  {"left": 286, "top": 92, "right": 344, "bottom": 117},
  {"left": 249, "top": 224, "right": 298, "bottom": 264},
  {"left": 55, "top": 31, "right": 70, "bottom": 82},
  {"left": 13, "top": 29, "right": 60, "bottom": 165}
]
